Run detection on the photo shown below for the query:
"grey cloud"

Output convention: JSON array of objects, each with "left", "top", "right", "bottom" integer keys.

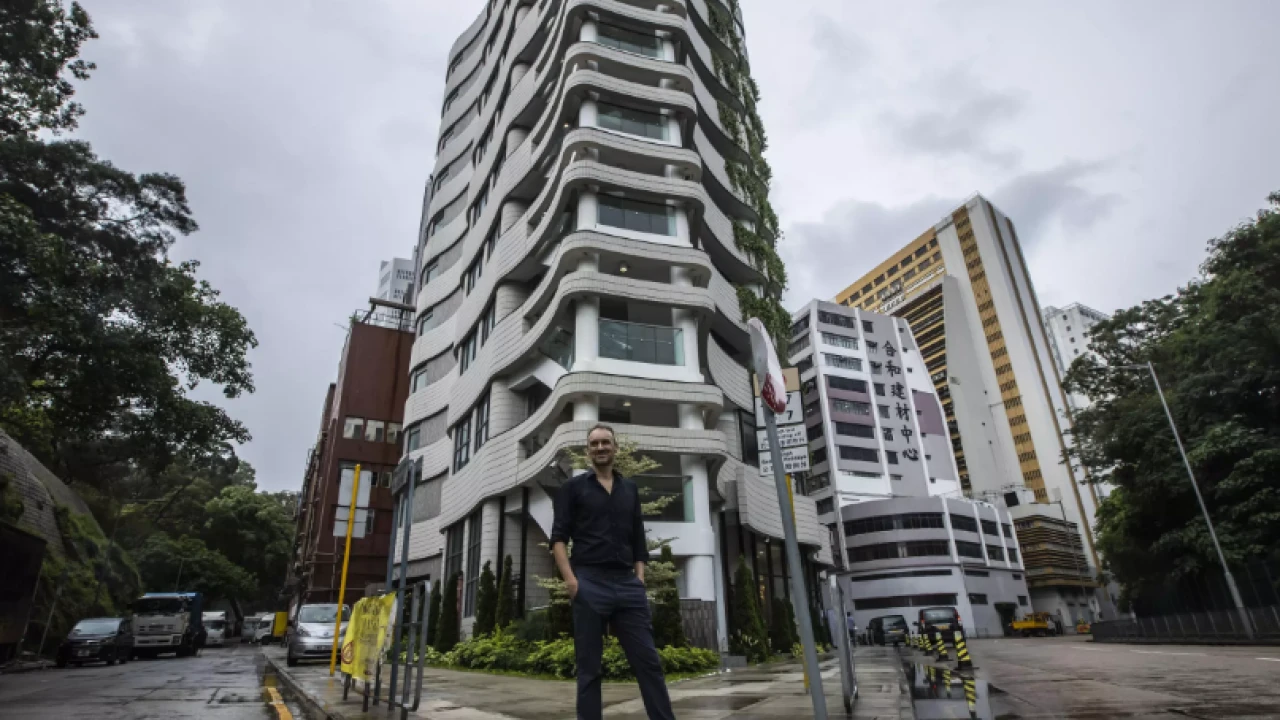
[
  {"left": 781, "top": 194, "right": 960, "bottom": 308},
  {"left": 782, "top": 160, "right": 1119, "bottom": 307},
  {"left": 71, "top": 0, "right": 474, "bottom": 490},
  {"left": 881, "top": 69, "right": 1025, "bottom": 168},
  {"left": 990, "top": 160, "right": 1122, "bottom": 248}
]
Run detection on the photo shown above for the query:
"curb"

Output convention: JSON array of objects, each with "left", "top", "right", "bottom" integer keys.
[
  {"left": 0, "top": 661, "right": 54, "bottom": 675},
  {"left": 262, "top": 651, "right": 349, "bottom": 720}
]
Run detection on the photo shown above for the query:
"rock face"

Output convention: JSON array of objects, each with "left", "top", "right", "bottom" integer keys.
[{"left": 1, "top": 428, "right": 100, "bottom": 558}]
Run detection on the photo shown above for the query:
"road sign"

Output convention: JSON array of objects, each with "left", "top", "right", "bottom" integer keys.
[
  {"left": 758, "top": 423, "right": 806, "bottom": 451},
  {"left": 756, "top": 390, "right": 803, "bottom": 426},
  {"left": 760, "top": 446, "right": 811, "bottom": 475}
]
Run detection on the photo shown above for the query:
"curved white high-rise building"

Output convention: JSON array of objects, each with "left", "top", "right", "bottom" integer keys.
[{"left": 396, "top": 0, "right": 830, "bottom": 648}]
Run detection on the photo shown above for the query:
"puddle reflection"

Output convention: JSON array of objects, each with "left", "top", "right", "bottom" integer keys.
[{"left": 900, "top": 655, "right": 994, "bottom": 719}]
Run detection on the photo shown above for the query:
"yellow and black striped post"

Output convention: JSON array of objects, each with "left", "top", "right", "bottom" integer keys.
[
  {"left": 943, "top": 669, "right": 953, "bottom": 697},
  {"left": 954, "top": 629, "right": 973, "bottom": 670},
  {"left": 935, "top": 631, "right": 949, "bottom": 660},
  {"left": 964, "top": 677, "right": 978, "bottom": 719}
]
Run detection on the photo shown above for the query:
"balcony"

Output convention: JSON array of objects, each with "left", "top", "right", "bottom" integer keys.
[
  {"left": 600, "top": 319, "right": 683, "bottom": 365},
  {"left": 540, "top": 326, "right": 574, "bottom": 369}
]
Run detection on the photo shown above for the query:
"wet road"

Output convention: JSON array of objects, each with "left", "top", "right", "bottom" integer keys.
[
  {"left": 901, "top": 634, "right": 1280, "bottom": 719},
  {"left": 0, "top": 642, "right": 305, "bottom": 720}
]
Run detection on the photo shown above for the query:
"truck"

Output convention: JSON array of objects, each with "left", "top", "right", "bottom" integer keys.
[
  {"left": 131, "top": 592, "right": 204, "bottom": 658},
  {"left": 1011, "top": 611, "right": 1061, "bottom": 637}
]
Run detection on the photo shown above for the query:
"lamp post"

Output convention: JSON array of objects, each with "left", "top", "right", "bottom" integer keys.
[{"left": 1102, "top": 362, "right": 1253, "bottom": 638}]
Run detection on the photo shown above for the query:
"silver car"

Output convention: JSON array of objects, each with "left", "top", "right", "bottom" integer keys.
[{"left": 286, "top": 603, "right": 350, "bottom": 666}]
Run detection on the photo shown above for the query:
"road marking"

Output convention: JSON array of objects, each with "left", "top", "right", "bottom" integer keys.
[
  {"left": 1258, "top": 658, "right": 1280, "bottom": 663},
  {"left": 266, "top": 686, "right": 294, "bottom": 720}
]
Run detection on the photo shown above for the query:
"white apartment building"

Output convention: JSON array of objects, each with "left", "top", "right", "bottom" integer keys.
[
  {"left": 377, "top": 257, "right": 416, "bottom": 306},
  {"left": 1042, "top": 302, "right": 1109, "bottom": 413},
  {"left": 392, "top": 0, "right": 831, "bottom": 651}
]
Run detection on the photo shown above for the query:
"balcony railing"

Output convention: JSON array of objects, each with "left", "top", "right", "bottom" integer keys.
[
  {"left": 599, "top": 320, "right": 683, "bottom": 365},
  {"left": 540, "top": 326, "right": 574, "bottom": 369}
]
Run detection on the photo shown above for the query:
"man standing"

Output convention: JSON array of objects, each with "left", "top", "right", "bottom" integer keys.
[
  {"left": 845, "top": 611, "right": 857, "bottom": 646},
  {"left": 551, "top": 424, "right": 677, "bottom": 720}
]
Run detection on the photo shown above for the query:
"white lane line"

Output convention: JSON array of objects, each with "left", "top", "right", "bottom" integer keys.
[
  {"left": 1130, "top": 649, "right": 1206, "bottom": 656},
  {"left": 1257, "top": 657, "right": 1280, "bottom": 662}
]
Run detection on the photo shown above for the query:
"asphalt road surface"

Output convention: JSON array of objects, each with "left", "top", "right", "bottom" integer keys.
[
  {"left": 0, "top": 642, "right": 305, "bottom": 720},
  {"left": 969, "top": 634, "right": 1280, "bottom": 719}
]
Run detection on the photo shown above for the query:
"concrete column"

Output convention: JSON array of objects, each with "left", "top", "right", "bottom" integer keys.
[
  {"left": 572, "top": 251, "right": 599, "bottom": 373},
  {"left": 580, "top": 20, "right": 598, "bottom": 43},
  {"left": 680, "top": 453, "right": 715, "bottom": 601},
  {"left": 664, "top": 115, "right": 682, "bottom": 145},
  {"left": 573, "top": 394, "right": 599, "bottom": 422},
  {"left": 661, "top": 38, "right": 677, "bottom": 63},
  {"left": 576, "top": 190, "right": 598, "bottom": 231},
  {"left": 578, "top": 99, "right": 598, "bottom": 129},
  {"left": 674, "top": 206, "right": 691, "bottom": 246},
  {"left": 671, "top": 266, "right": 699, "bottom": 369},
  {"left": 711, "top": 512, "right": 730, "bottom": 651}
]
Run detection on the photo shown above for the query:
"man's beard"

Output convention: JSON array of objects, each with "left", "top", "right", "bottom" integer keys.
[{"left": 591, "top": 454, "right": 613, "bottom": 470}]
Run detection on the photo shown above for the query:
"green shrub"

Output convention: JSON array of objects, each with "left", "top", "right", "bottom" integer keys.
[
  {"left": 447, "top": 631, "right": 529, "bottom": 672},
  {"left": 651, "top": 546, "right": 686, "bottom": 648},
  {"left": 494, "top": 555, "right": 516, "bottom": 630},
  {"left": 526, "top": 636, "right": 577, "bottom": 678},
  {"left": 658, "top": 645, "right": 719, "bottom": 675},
  {"left": 769, "top": 597, "right": 795, "bottom": 653},
  {"left": 433, "top": 571, "right": 462, "bottom": 652},
  {"left": 729, "top": 556, "right": 770, "bottom": 663},
  {"left": 512, "top": 608, "right": 550, "bottom": 643},
  {"left": 473, "top": 560, "right": 497, "bottom": 637},
  {"left": 418, "top": 631, "right": 719, "bottom": 679},
  {"left": 426, "top": 581, "right": 442, "bottom": 646}
]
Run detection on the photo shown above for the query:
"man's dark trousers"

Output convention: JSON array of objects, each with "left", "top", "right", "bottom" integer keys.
[{"left": 572, "top": 566, "right": 676, "bottom": 720}]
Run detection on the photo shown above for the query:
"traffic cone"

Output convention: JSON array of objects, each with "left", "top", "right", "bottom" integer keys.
[{"left": 954, "top": 630, "right": 973, "bottom": 670}]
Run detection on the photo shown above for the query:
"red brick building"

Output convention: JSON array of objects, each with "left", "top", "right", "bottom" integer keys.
[{"left": 291, "top": 301, "right": 413, "bottom": 609}]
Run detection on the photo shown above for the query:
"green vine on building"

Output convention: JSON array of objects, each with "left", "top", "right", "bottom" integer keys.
[{"left": 705, "top": 0, "right": 791, "bottom": 346}]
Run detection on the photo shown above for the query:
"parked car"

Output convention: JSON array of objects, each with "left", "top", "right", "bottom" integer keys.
[
  {"left": 918, "top": 606, "right": 964, "bottom": 639},
  {"left": 57, "top": 617, "right": 133, "bottom": 668},
  {"left": 286, "top": 604, "right": 350, "bottom": 667},
  {"left": 867, "top": 614, "right": 909, "bottom": 646}
]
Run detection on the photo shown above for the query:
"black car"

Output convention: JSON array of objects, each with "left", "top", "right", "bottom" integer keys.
[
  {"left": 867, "top": 614, "right": 909, "bottom": 646},
  {"left": 57, "top": 617, "right": 133, "bottom": 668},
  {"left": 918, "top": 606, "right": 963, "bottom": 639}
]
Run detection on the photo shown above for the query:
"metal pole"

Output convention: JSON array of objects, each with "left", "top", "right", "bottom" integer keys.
[
  {"left": 829, "top": 574, "right": 857, "bottom": 713},
  {"left": 330, "top": 464, "right": 362, "bottom": 675},
  {"left": 36, "top": 567, "right": 69, "bottom": 660},
  {"left": 1146, "top": 362, "right": 1253, "bottom": 638},
  {"left": 175, "top": 556, "right": 186, "bottom": 591},
  {"left": 764, "top": 411, "right": 828, "bottom": 719}
]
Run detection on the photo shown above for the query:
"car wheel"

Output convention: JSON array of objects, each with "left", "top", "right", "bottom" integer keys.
[
  {"left": 106, "top": 655, "right": 117, "bottom": 666},
  {"left": 56, "top": 659, "right": 67, "bottom": 669},
  {"left": 286, "top": 653, "right": 298, "bottom": 668}
]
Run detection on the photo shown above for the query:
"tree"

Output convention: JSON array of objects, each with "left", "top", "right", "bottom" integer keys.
[
  {"left": 434, "top": 571, "right": 462, "bottom": 652},
  {"left": 651, "top": 546, "right": 686, "bottom": 649},
  {"left": 0, "top": 1, "right": 257, "bottom": 495},
  {"left": 132, "top": 532, "right": 254, "bottom": 602},
  {"left": 425, "top": 580, "right": 442, "bottom": 646},
  {"left": 769, "top": 597, "right": 795, "bottom": 654},
  {"left": 203, "top": 484, "right": 295, "bottom": 607},
  {"left": 1063, "top": 191, "right": 1280, "bottom": 611},
  {"left": 729, "top": 556, "right": 769, "bottom": 662},
  {"left": 0, "top": 0, "right": 95, "bottom": 138},
  {"left": 494, "top": 555, "right": 516, "bottom": 631},
  {"left": 473, "top": 560, "right": 497, "bottom": 637}
]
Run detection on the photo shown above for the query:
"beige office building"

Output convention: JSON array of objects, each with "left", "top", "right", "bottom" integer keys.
[{"left": 833, "top": 194, "right": 1107, "bottom": 624}]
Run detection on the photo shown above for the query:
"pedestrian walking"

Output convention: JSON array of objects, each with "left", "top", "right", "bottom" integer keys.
[
  {"left": 551, "top": 424, "right": 677, "bottom": 720},
  {"left": 846, "top": 611, "right": 857, "bottom": 646}
]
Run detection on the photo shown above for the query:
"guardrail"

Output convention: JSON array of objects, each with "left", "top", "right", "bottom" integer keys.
[{"left": 1091, "top": 605, "right": 1280, "bottom": 643}]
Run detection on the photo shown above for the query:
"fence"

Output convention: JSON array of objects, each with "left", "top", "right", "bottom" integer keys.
[
  {"left": 1092, "top": 604, "right": 1280, "bottom": 643},
  {"left": 680, "top": 599, "right": 718, "bottom": 651}
]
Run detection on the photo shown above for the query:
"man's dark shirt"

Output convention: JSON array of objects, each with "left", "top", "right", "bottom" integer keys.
[{"left": 550, "top": 470, "right": 649, "bottom": 570}]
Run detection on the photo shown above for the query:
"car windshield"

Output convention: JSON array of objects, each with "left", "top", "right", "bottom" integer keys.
[
  {"left": 884, "top": 616, "right": 908, "bottom": 628},
  {"left": 206, "top": 620, "right": 226, "bottom": 631},
  {"left": 134, "top": 598, "right": 185, "bottom": 615},
  {"left": 298, "top": 605, "right": 349, "bottom": 624},
  {"left": 71, "top": 619, "right": 120, "bottom": 635},
  {"left": 923, "top": 608, "right": 955, "bottom": 622}
]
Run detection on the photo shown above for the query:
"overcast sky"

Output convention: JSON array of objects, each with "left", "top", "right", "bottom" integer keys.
[{"left": 71, "top": 0, "right": 1279, "bottom": 492}]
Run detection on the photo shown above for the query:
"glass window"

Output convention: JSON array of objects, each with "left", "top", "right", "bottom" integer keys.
[
  {"left": 817, "top": 311, "right": 857, "bottom": 329},
  {"left": 828, "top": 376, "right": 867, "bottom": 393},
  {"left": 597, "top": 195, "right": 675, "bottom": 236},
  {"left": 480, "top": 303, "right": 497, "bottom": 344},
  {"left": 862, "top": 320, "right": 874, "bottom": 332},
  {"left": 458, "top": 332, "right": 478, "bottom": 373},
  {"left": 599, "top": 320, "right": 682, "bottom": 365},
  {"left": 849, "top": 543, "right": 898, "bottom": 562},
  {"left": 950, "top": 513, "right": 979, "bottom": 533},
  {"left": 986, "top": 544, "right": 1005, "bottom": 561},
  {"left": 1018, "top": 595, "right": 1028, "bottom": 606},
  {"left": 473, "top": 393, "right": 490, "bottom": 452},
  {"left": 901, "top": 513, "right": 944, "bottom": 530},
  {"left": 342, "top": 417, "right": 364, "bottom": 439},
  {"left": 831, "top": 399, "right": 871, "bottom": 416},
  {"left": 463, "top": 511, "right": 482, "bottom": 616},
  {"left": 981, "top": 519, "right": 999, "bottom": 536},
  {"left": 839, "top": 445, "right": 878, "bottom": 463},
  {"left": 596, "top": 102, "right": 667, "bottom": 140},
  {"left": 453, "top": 417, "right": 472, "bottom": 471},
  {"left": 821, "top": 332, "right": 858, "bottom": 350},
  {"left": 834, "top": 422, "right": 874, "bottom": 439},
  {"left": 595, "top": 22, "right": 662, "bottom": 57},
  {"left": 968, "top": 593, "right": 989, "bottom": 605},
  {"left": 955, "top": 540, "right": 984, "bottom": 559},
  {"left": 411, "top": 366, "right": 429, "bottom": 392},
  {"left": 387, "top": 422, "right": 401, "bottom": 445},
  {"left": 845, "top": 515, "right": 894, "bottom": 535},
  {"left": 903, "top": 540, "right": 950, "bottom": 557},
  {"left": 404, "top": 425, "right": 421, "bottom": 453},
  {"left": 886, "top": 451, "right": 898, "bottom": 464},
  {"left": 878, "top": 404, "right": 890, "bottom": 419},
  {"left": 823, "top": 353, "right": 862, "bottom": 371}
]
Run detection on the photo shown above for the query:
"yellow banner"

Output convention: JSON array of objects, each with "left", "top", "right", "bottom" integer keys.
[{"left": 339, "top": 593, "right": 396, "bottom": 682}]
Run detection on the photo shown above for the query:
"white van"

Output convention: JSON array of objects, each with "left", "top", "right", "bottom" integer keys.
[
  {"left": 252, "top": 613, "right": 274, "bottom": 644},
  {"left": 202, "top": 611, "right": 228, "bottom": 647}
]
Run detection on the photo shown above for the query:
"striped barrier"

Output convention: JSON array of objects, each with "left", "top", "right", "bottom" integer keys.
[
  {"left": 964, "top": 677, "right": 978, "bottom": 719},
  {"left": 934, "top": 631, "right": 949, "bottom": 661},
  {"left": 954, "top": 629, "right": 973, "bottom": 670}
]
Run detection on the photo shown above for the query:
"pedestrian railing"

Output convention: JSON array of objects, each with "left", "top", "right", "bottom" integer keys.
[{"left": 1091, "top": 604, "right": 1280, "bottom": 643}]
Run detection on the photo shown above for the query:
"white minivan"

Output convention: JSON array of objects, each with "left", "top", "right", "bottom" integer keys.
[{"left": 202, "top": 611, "right": 228, "bottom": 647}]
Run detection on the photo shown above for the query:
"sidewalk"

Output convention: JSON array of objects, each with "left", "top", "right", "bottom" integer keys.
[{"left": 263, "top": 645, "right": 912, "bottom": 719}]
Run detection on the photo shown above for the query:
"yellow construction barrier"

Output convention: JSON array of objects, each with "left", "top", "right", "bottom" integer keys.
[{"left": 954, "top": 629, "right": 973, "bottom": 670}]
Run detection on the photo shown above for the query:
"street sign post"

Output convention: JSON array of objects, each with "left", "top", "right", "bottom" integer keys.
[{"left": 748, "top": 319, "right": 828, "bottom": 720}]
